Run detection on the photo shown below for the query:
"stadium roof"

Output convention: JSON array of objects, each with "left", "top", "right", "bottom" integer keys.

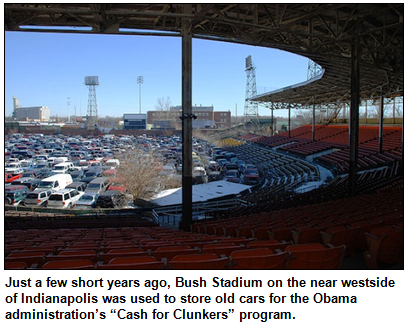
[{"left": 4, "top": 3, "right": 403, "bottom": 107}]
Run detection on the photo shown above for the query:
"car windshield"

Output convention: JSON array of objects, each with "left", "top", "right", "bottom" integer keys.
[
  {"left": 87, "top": 184, "right": 100, "bottom": 189},
  {"left": 80, "top": 195, "right": 94, "bottom": 201},
  {"left": 86, "top": 171, "right": 100, "bottom": 177},
  {"left": 38, "top": 181, "right": 54, "bottom": 188}
]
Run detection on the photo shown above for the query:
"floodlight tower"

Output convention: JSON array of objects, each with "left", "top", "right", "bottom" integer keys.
[
  {"left": 85, "top": 76, "right": 99, "bottom": 130},
  {"left": 244, "top": 55, "right": 259, "bottom": 127},
  {"left": 307, "top": 59, "right": 323, "bottom": 80},
  {"left": 137, "top": 76, "right": 143, "bottom": 114}
]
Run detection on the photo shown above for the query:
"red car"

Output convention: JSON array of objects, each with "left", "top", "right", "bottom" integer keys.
[
  {"left": 5, "top": 173, "right": 22, "bottom": 183},
  {"left": 243, "top": 169, "right": 260, "bottom": 185}
]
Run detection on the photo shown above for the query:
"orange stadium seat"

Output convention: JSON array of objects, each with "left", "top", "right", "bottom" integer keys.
[
  {"left": 5, "top": 251, "right": 46, "bottom": 267},
  {"left": 201, "top": 243, "right": 244, "bottom": 256},
  {"left": 285, "top": 244, "right": 345, "bottom": 269},
  {"left": 151, "top": 246, "right": 199, "bottom": 261},
  {"left": 42, "top": 259, "right": 95, "bottom": 269},
  {"left": 168, "top": 253, "right": 228, "bottom": 270},
  {"left": 247, "top": 240, "right": 290, "bottom": 251},
  {"left": 100, "top": 248, "right": 149, "bottom": 264},
  {"left": 229, "top": 248, "right": 288, "bottom": 269},
  {"left": 99, "top": 256, "right": 164, "bottom": 270},
  {"left": 363, "top": 226, "right": 403, "bottom": 269},
  {"left": 4, "top": 261, "right": 28, "bottom": 269}
]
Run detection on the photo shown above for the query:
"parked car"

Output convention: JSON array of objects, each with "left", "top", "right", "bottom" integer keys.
[
  {"left": 85, "top": 177, "right": 110, "bottom": 195},
  {"left": 70, "top": 169, "right": 85, "bottom": 181},
  {"left": 18, "top": 178, "right": 41, "bottom": 191},
  {"left": 5, "top": 172, "right": 22, "bottom": 183},
  {"left": 75, "top": 193, "right": 99, "bottom": 209},
  {"left": 81, "top": 168, "right": 104, "bottom": 184},
  {"left": 66, "top": 181, "right": 87, "bottom": 193},
  {"left": 23, "top": 189, "right": 52, "bottom": 207},
  {"left": 37, "top": 174, "right": 73, "bottom": 192},
  {"left": 46, "top": 188, "right": 82, "bottom": 209},
  {"left": 5, "top": 186, "right": 29, "bottom": 206},
  {"left": 225, "top": 169, "right": 241, "bottom": 183},
  {"left": 243, "top": 169, "right": 261, "bottom": 185},
  {"left": 96, "top": 190, "right": 125, "bottom": 208},
  {"left": 208, "top": 171, "right": 223, "bottom": 182}
]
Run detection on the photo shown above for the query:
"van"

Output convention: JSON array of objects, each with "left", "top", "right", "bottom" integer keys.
[
  {"left": 52, "top": 162, "right": 74, "bottom": 174},
  {"left": 85, "top": 177, "right": 110, "bottom": 195},
  {"left": 37, "top": 174, "right": 73, "bottom": 192}
]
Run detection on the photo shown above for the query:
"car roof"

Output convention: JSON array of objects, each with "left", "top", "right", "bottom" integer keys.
[{"left": 29, "top": 189, "right": 51, "bottom": 194}]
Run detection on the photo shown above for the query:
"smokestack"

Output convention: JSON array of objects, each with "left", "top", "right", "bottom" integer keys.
[{"left": 13, "top": 97, "right": 20, "bottom": 109}]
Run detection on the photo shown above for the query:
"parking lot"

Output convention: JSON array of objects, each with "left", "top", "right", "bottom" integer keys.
[{"left": 5, "top": 133, "right": 261, "bottom": 210}]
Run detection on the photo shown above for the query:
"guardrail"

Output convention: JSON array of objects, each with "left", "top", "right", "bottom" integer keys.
[
  {"left": 152, "top": 198, "right": 249, "bottom": 226},
  {"left": 5, "top": 197, "right": 249, "bottom": 222}
]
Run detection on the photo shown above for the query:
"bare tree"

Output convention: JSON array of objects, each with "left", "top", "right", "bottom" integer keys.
[
  {"left": 117, "top": 148, "right": 163, "bottom": 201},
  {"left": 117, "top": 147, "right": 182, "bottom": 202},
  {"left": 154, "top": 97, "right": 180, "bottom": 131}
]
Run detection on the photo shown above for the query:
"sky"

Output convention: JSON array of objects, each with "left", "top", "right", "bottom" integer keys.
[{"left": 5, "top": 30, "right": 310, "bottom": 119}]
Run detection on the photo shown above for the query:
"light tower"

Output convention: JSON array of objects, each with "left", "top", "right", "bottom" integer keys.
[
  {"left": 67, "top": 97, "right": 71, "bottom": 123},
  {"left": 307, "top": 59, "right": 323, "bottom": 80},
  {"left": 244, "top": 55, "right": 259, "bottom": 127},
  {"left": 137, "top": 76, "right": 143, "bottom": 114},
  {"left": 85, "top": 76, "right": 99, "bottom": 130}
]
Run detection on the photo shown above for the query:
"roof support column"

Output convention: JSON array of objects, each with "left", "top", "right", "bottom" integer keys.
[
  {"left": 365, "top": 100, "right": 368, "bottom": 124},
  {"left": 180, "top": 4, "right": 193, "bottom": 231},
  {"left": 312, "top": 102, "right": 316, "bottom": 142},
  {"left": 270, "top": 103, "right": 274, "bottom": 136},
  {"left": 348, "top": 35, "right": 360, "bottom": 197},
  {"left": 378, "top": 89, "right": 384, "bottom": 154},
  {"left": 288, "top": 105, "right": 291, "bottom": 138}
]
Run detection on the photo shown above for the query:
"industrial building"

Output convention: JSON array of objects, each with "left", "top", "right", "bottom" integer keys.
[{"left": 12, "top": 97, "right": 50, "bottom": 122}]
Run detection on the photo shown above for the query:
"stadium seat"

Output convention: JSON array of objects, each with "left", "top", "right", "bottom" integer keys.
[
  {"left": 268, "top": 227, "right": 292, "bottom": 241},
  {"left": 4, "top": 261, "right": 28, "bottom": 269},
  {"left": 46, "top": 250, "right": 97, "bottom": 261},
  {"left": 363, "top": 226, "right": 403, "bottom": 269},
  {"left": 320, "top": 226, "right": 359, "bottom": 255},
  {"left": 99, "top": 256, "right": 164, "bottom": 270},
  {"left": 5, "top": 251, "right": 46, "bottom": 267},
  {"left": 168, "top": 253, "right": 228, "bottom": 270},
  {"left": 220, "top": 237, "right": 253, "bottom": 246},
  {"left": 42, "top": 259, "right": 95, "bottom": 269},
  {"left": 285, "top": 244, "right": 345, "bottom": 269},
  {"left": 151, "top": 246, "right": 198, "bottom": 261},
  {"left": 247, "top": 240, "right": 290, "bottom": 251},
  {"left": 201, "top": 243, "right": 244, "bottom": 256},
  {"left": 100, "top": 248, "right": 149, "bottom": 263},
  {"left": 229, "top": 248, "right": 288, "bottom": 269},
  {"left": 291, "top": 227, "right": 322, "bottom": 244}
]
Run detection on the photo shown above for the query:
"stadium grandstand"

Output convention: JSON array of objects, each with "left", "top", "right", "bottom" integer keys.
[{"left": 4, "top": 4, "right": 403, "bottom": 270}]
